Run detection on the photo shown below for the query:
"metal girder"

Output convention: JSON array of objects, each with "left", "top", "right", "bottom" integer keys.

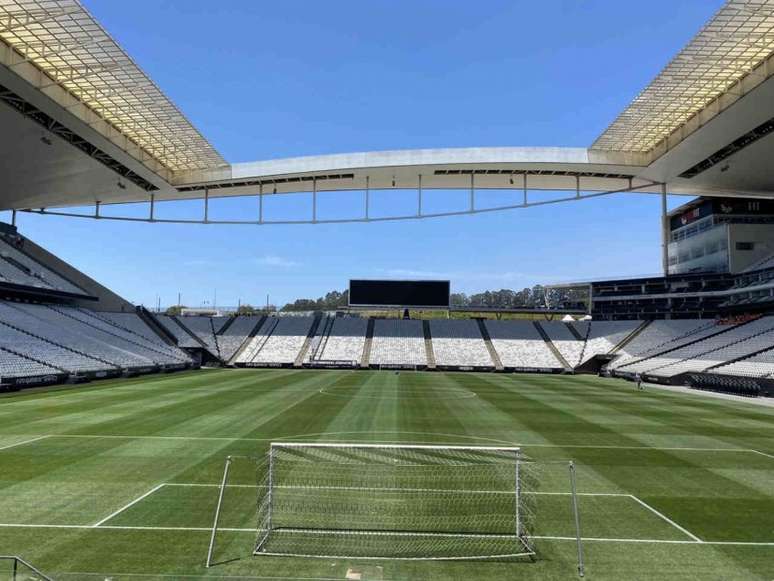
[{"left": 18, "top": 178, "right": 664, "bottom": 226}]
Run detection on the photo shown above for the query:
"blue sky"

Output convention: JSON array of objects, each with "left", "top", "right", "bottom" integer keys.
[{"left": 7, "top": 0, "right": 723, "bottom": 308}]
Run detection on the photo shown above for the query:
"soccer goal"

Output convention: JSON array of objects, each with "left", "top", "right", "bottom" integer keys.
[{"left": 207, "top": 442, "right": 538, "bottom": 564}]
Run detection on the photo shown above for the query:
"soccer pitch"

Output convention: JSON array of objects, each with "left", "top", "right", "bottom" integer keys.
[{"left": 0, "top": 369, "right": 772, "bottom": 580}]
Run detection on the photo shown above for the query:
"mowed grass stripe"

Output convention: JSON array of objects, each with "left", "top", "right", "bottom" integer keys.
[{"left": 0, "top": 369, "right": 771, "bottom": 581}]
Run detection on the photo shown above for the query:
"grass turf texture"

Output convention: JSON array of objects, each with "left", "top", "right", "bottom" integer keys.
[{"left": 0, "top": 368, "right": 771, "bottom": 580}]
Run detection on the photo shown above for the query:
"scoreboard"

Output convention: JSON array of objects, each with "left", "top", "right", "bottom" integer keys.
[{"left": 349, "top": 280, "right": 450, "bottom": 308}]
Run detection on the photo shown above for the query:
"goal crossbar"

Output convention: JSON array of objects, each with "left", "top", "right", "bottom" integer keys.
[{"left": 271, "top": 442, "right": 521, "bottom": 452}]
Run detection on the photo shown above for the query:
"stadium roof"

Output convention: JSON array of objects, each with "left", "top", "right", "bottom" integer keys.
[
  {"left": 1, "top": 0, "right": 774, "bottom": 220},
  {"left": 592, "top": 0, "right": 774, "bottom": 157},
  {"left": 0, "top": 0, "right": 226, "bottom": 175}
]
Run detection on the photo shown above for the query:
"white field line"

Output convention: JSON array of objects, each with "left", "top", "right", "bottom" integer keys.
[
  {"left": 0, "top": 522, "right": 770, "bottom": 546},
  {"left": 6, "top": 433, "right": 762, "bottom": 454},
  {"left": 628, "top": 495, "right": 703, "bottom": 543},
  {"left": 57, "top": 573, "right": 366, "bottom": 581},
  {"left": 59, "top": 574, "right": 364, "bottom": 581},
  {"left": 533, "top": 535, "right": 774, "bottom": 546},
  {"left": 750, "top": 449, "right": 774, "bottom": 460},
  {"left": 92, "top": 484, "right": 165, "bottom": 527},
  {"left": 162, "top": 482, "right": 630, "bottom": 497},
  {"left": 0, "top": 435, "right": 48, "bottom": 451}
]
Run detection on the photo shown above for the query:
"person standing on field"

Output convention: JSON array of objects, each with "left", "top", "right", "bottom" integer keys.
[{"left": 636, "top": 374, "right": 643, "bottom": 390}]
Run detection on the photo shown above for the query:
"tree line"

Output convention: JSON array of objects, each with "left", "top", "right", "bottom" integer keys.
[{"left": 165, "top": 286, "right": 587, "bottom": 315}]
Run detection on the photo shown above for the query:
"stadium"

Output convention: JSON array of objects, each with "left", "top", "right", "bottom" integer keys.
[{"left": 0, "top": 1, "right": 773, "bottom": 579}]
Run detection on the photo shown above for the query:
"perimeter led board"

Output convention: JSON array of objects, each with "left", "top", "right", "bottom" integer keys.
[{"left": 349, "top": 280, "right": 450, "bottom": 308}]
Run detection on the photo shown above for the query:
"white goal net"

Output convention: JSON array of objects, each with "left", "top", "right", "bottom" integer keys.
[{"left": 246, "top": 442, "right": 537, "bottom": 561}]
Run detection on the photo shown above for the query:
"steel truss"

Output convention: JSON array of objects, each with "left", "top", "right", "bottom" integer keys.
[{"left": 19, "top": 176, "right": 664, "bottom": 226}]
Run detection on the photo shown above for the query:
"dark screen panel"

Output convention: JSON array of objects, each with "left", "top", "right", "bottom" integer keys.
[{"left": 349, "top": 280, "right": 450, "bottom": 307}]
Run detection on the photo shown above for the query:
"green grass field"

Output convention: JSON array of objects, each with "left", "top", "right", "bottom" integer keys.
[{"left": 0, "top": 369, "right": 772, "bottom": 580}]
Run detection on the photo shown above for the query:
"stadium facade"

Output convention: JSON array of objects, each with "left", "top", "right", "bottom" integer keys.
[{"left": 0, "top": 1, "right": 774, "bottom": 398}]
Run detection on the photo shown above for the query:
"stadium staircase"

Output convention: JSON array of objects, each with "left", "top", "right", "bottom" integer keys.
[
  {"left": 422, "top": 320, "right": 437, "bottom": 370},
  {"left": 360, "top": 318, "right": 375, "bottom": 368},
  {"left": 0, "top": 316, "right": 119, "bottom": 371},
  {"left": 171, "top": 316, "right": 211, "bottom": 351},
  {"left": 610, "top": 320, "right": 652, "bottom": 354},
  {"left": 533, "top": 321, "right": 571, "bottom": 370},
  {"left": 308, "top": 316, "right": 334, "bottom": 362},
  {"left": 208, "top": 318, "right": 222, "bottom": 359},
  {"left": 228, "top": 315, "right": 266, "bottom": 365},
  {"left": 137, "top": 307, "right": 178, "bottom": 346},
  {"left": 246, "top": 318, "right": 280, "bottom": 363},
  {"left": 215, "top": 314, "right": 237, "bottom": 336},
  {"left": 295, "top": 314, "right": 323, "bottom": 367},
  {"left": 565, "top": 321, "right": 584, "bottom": 341},
  {"left": 614, "top": 316, "right": 761, "bottom": 372},
  {"left": 475, "top": 319, "right": 503, "bottom": 371},
  {"left": 576, "top": 322, "right": 592, "bottom": 364}
]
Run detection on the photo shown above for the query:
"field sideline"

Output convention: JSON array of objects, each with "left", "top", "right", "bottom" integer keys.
[{"left": 0, "top": 368, "right": 772, "bottom": 580}]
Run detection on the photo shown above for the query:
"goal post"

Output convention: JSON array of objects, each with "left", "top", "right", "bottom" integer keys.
[{"left": 250, "top": 442, "right": 537, "bottom": 561}]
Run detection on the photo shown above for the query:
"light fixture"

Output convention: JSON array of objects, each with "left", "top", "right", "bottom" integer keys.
[
  {"left": 40, "top": 135, "right": 52, "bottom": 146},
  {"left": 117, "top": 181, "right": 126, "bottom": 190}
]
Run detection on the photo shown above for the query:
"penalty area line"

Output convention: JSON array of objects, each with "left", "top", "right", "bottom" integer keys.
[
  {"left": 0, "top": 435, "right": 48, "bottom": 451},
  {"left": 0, "top": 523, "right": 770, "bottom": 546},
  {"left": 750, "top": 449, "right": 774, "bottom": 460},
  {"left": 628, "top": 495, "right": 702, "bottom": 542},
  {"left": 92, "top": 484, "right": 166, "bottom": 527}
]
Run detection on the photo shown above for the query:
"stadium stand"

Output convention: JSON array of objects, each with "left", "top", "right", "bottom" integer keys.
[
  {"left": 578, "top": 321, "right": 639, "bottom": 363},
  {"left": 0, "top": 236, "right": 85, "bottom": 294},
  {"left": 55, "top": 307, "right": 190, "bottom": 364},
  {"left": 540, "top": 321, "right": 585, "bottom": 367},
  {"left": 176, "top": 316, "right": 220, "bottom": 356},
  {"left": 369, "top": 319, "right": 427, "bottom": 367},
  {"left": 0, "top": 347, "right": 61, "bottom": 379},
  {"left": 308, "top": 317, "right": 367, "bottom": 365},
  {"left": 102, "top": 312, "right": 166, "bottom": 343},
  {"left": 0, "top": 301, "right": 193, "bottom": 375},
  {"left": 216, "top": 316, "right": 263, "bottom": 361},
  {"left": 429, "top": 319, "right": 493, "bottom": 368},
  {"left": 711, "top": 347, "right": 774, "bottom": 378},
  {"left": 621, "top": 317, "right": 774, "bottom": 377},
  {"left": 0, "top": 309, "right": 114, "bottom": 373},
  {"left": 607, "top": 319, "right": 714, "bottom": 370},
  {"left": 157, "top": 315, "right": 202, "bottom": 349},
  {"left": 237, "top": 316, "right": 315, "bottom": 365},
  {"left": 211, "top": 316, "right": 232, "bottom": 334},
  {"left": 485, "top": 320, "right": 563, "bottom": 370}
]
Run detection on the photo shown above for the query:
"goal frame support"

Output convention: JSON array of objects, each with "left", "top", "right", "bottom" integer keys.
[{"left": 205, "top": 455, "right": 233, "bottom": 568}]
